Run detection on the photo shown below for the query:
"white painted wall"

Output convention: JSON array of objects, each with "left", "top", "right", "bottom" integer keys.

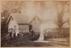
[{"left": 8, "top": 17, "right": 19, "bottom": 37}]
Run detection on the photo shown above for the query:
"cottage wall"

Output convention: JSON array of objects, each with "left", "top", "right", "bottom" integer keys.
[{"left": 8, "top": 17, "right": 19, "bottom": 36}]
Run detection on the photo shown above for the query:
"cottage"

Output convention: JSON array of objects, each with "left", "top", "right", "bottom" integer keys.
[
  {"left": 8, "top": 16, "right": 19, "bottom": 38},
  {"left": 1, "top": 10, "right": 19, "bottom": 39},
  {"left": 10, "top": 14, "right": 41, "bottom": 40},
  {"left": 30, "top": 16, "right": 41, "bottom": 33}
]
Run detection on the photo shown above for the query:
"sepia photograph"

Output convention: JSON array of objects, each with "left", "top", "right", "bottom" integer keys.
[{"left": 1, "top": 0, "right": 70, "bottom": 47}]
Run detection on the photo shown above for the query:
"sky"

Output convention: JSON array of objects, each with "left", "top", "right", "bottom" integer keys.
[{"left": 2, "top": 1, "right": 70, "bottom": 32}]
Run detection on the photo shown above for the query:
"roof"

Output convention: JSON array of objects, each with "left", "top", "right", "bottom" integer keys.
[
  {"left": 10, "top": 12, "right": 42, "bottom": 24},
  {"left": 30, "top": 16, "right": 41, "bottom": 24}
]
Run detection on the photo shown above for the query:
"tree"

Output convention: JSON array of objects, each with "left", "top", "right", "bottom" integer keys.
[{"left": 56, "top": 2, "right": 69, "bottom": 38}]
